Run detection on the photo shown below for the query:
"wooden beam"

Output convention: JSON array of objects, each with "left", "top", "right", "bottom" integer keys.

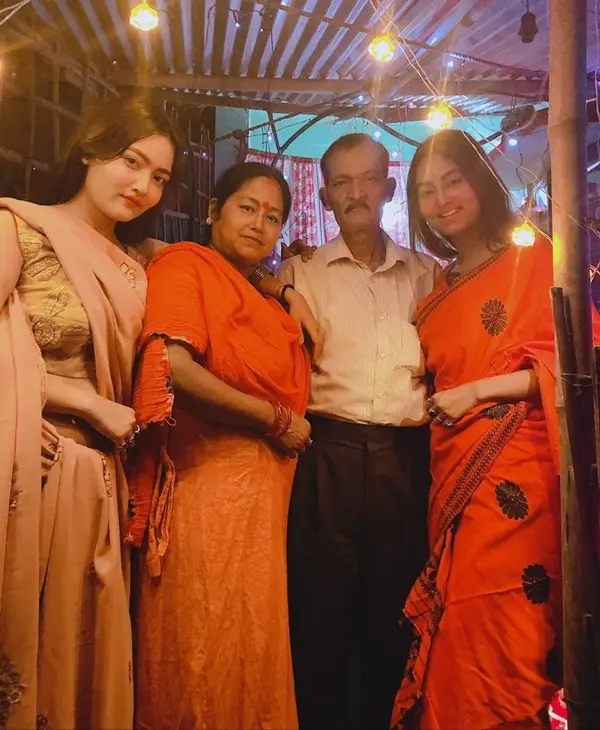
[
  {"left": 116, "top": 72, "right": 546, "bottom": 98},
  {"left": 152, "top": 88, "right": 514, "bottom": 122},
  {"left": 25, "top": 49, "right": 36, "bottom": 199},
  {"left": 4, "top": 81, "right": 81, "bottom": 123},
  {"left": 0, "top": 145, "right": 50, "bottom": 172},
  {"left": 52, "top": 40, "right": 61, "bottom": 163},
  {"left": 5, "top": 20, "right": 117, "bottom": 96}
]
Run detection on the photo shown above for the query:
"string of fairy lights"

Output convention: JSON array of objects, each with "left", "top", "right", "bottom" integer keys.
[
  {"left": 364, "top": 1, "right": 600, "bottom": 258},
  {"left": 127, "top": 1, "right": 545, "bottom": 249},
  {"left": 366, "top": 30, "right": 539, "bottom": 247},
  {"left": 125, "top": 0, "right": 600, "bottom": 256}
]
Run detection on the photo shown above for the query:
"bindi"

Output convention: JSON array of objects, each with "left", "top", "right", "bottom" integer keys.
[{"left": 262, "top": 201, "right": 271, "bottom": 210}]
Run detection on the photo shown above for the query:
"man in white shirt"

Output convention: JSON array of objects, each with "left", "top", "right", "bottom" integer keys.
[{"left": 279, "top": 134, "right": 439, "bottom": 730}]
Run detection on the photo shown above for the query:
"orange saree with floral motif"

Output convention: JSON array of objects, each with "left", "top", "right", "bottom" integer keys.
[{"left": 391, "top": 240, "right": 579, "bottom": 729}]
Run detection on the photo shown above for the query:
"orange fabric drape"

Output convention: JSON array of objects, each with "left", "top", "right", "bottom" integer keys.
[
  {"left": 127, "top": 242, "right": 310, "bottom": 561},
  {"left": 129, "top": 242, "right": 310, "bottom": 730},
  {"left": 392, "top": 240, "right": 599, "bottom": 729}
]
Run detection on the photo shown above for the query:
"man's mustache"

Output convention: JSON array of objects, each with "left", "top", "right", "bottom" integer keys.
[{"left": 345, "top": 201, "right": 370, "bottom": 213}]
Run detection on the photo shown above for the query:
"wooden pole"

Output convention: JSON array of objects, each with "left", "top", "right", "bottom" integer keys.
[
  {"left": 52, "top": 42, "right": 61, "bottom": 164},
  {"left": 548, "top": 0, "right": 600, "bottom": 727},
  {"left": 24, "top": 50, "right": 36, "bottom": 201}
]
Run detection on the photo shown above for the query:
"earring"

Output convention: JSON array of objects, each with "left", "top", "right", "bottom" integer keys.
[{"left": 206, "top": 216, "right": 213, "bottom": 225}]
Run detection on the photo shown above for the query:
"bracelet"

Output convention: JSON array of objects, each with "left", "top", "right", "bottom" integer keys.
[
  {"left": 248, "top": 264, "right": 272, "bottom": 288},
  {"left": 266, "top": 402, "right": 293, "bottom": 438},
  {"left": 278, "top": 283, "right": 295, "bottom": 307}
]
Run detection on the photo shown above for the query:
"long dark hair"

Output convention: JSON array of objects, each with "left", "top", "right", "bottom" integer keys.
[
  {"left": 407, "top": 129, "right": 515, "bottom": 260},
  {"left": 210, "top": 161, "right": 292, "bottom": 226},
  {"left": 50, "top": 94, "right": 184, "bottom": 245}
]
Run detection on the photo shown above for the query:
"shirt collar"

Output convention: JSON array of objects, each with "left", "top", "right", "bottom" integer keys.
[{"left": 324, "top": 230, "right": 409, "bottom": 272}]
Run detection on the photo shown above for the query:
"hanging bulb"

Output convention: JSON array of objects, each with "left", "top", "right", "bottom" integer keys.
[
  {"left": 512, "top": 222, "right": 535, "bottom": 247},
  {"left": 368, "top": 33, "right": 395, "bottom": 63},
  {"left": 426, "top": 101, "right": 453, "bottom": 130},
  {"left": 130, "top": 1, "right": 159, "bottom": 31}
]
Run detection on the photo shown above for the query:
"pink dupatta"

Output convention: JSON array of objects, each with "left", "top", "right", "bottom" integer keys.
[{"left": 0, "top": 199, "right": 146, "bottom": 728}]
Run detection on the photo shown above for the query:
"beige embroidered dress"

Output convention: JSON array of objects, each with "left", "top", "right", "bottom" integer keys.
[{"left": 0, "top": 203, "right": 148, "bottom": 730}]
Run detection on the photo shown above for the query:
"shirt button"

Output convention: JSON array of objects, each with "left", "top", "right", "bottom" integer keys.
[
  {"left": 379, "top": 314, "right": 386, "bottom": 321},
  {"left": 377, "top": 392, "right": 383, "bottom": 398},
  {"left": 380, "top": 353, "right": 386, "bottom": 359}
]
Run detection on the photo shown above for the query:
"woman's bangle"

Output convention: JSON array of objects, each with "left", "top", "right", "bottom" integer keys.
[
  {"left": 266, "top": 402, "right": 293, "bottom": 438},
  {"left": 248, "top": 264, "right": 272, "bottom": 289}
]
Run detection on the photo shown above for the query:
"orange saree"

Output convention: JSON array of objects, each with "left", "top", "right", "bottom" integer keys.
[
  {"left": 392, "top": 240, "right": 576, "bottom": 729},
  {"left": 128, "top": 243, "right": 310, "bottom": 730}
]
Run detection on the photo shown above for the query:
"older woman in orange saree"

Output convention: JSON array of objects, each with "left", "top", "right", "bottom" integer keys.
[
  {"left": 128, "top": 162, "right": 311, "bottom": 730},
  {"left": 389, "top": 130, "right": 599, "bottom": 729}
]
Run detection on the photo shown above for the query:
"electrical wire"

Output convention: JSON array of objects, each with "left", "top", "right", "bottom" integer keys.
[{"left": 368, "top": 0, "right": 600, "bottom": 248}]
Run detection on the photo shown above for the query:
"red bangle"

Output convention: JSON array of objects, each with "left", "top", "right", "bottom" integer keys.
[{"left": 267, "top": 402, "right": 292, "bottom": 438}]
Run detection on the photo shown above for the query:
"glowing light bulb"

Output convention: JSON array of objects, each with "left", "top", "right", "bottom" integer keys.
[
  {"left": 512, "top": 222, "right": 535, "bottom": 247},
  {"left": 130, "top": 1, "right": 159, "bottom": 31},
  {"left": 368, "top": 33, "right": 395, "bottom": 63},
  {"left": 426, "top": 101, "right": 453, "bottom": 130}
]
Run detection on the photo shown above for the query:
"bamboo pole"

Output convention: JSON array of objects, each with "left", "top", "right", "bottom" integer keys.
[{"left": 548, "top": 0, "right": 600, "bottom": 727}]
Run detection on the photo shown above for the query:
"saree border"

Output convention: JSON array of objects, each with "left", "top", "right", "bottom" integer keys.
[
  {"left": 416, "top": 247, "right": 510, "bottom": 334},
  {"left": 436, "top": 400, "right": 527, "bottom": 540},
  {"left": 394, "top": 400, "right": 528, "bottom": 727}
]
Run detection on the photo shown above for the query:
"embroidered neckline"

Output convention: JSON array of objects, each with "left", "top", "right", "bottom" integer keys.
[{"left": 416, "top": 247, "right": 511, "bottom": 333}]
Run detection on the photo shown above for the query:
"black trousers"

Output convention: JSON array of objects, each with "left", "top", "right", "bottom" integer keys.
[{"left": 287, "top": 415, "right": 430, "bottom": 730}]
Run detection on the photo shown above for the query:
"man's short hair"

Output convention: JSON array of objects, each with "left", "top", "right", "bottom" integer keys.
[{"left": 320, "top": 133, "right": 390, "bottom": 184}]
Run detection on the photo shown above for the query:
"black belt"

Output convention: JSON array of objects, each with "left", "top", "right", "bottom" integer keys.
[{"left": 307, "top": 413, "right": 428, "bottom": 445}]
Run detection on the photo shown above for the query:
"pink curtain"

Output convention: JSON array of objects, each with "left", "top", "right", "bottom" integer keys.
[{"left": 246, "top": 150, "right": 410, "bottom": 263}]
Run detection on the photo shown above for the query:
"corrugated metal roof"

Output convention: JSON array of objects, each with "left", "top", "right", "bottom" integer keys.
[{"left": 14, "top": 0, "right": 596, "bottom": 117}]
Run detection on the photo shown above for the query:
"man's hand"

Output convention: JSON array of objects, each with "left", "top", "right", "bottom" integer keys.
[{"left": 281, "top": 239, "right": 317, "bottom": 262}]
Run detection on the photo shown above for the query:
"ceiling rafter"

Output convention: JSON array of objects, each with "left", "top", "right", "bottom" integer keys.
[{"left": 115, "top": 72, "right": 548, "bottom": 98}]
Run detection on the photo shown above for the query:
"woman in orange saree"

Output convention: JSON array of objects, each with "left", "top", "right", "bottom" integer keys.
[
  {"left": 128, "top": 162, "right": 311, "bottom": 730},
  {"left": 390, "top": 130, "right": 589, "bottom": 729}
]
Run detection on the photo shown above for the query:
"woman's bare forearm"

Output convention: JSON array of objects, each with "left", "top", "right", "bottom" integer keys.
[
  {"left": 167, "top": 343, "right": 275, "bottom": 432},
  {"left": 255, "top": 271, "right": 284, "bottom": 299},
  {"left": 474, "top": 369, "right": 539, "bottom": 404},
  {"left": 44, "top": 373, "right": 99, "bottom": 419}
]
